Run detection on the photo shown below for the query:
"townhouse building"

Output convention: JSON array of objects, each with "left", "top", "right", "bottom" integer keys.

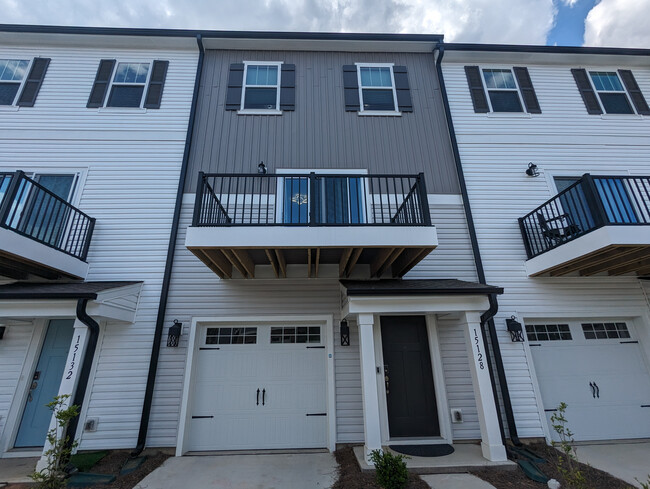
[
  {"left": 0, "top": 26, "right": 200, "bottom": 466},
  {"left": 439, "top": 44, "right": 650, "bottom": 443}
]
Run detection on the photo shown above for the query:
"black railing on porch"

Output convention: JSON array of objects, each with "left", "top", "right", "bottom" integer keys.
[
  {"left": 519, "top": 174, "right": 650, "bottom": 259},
  {"left": 192, "top": 172, "right": 431, "bottom": 227},
  {"left": 0, "top": 170, "right": 95, "bottom": 261}
]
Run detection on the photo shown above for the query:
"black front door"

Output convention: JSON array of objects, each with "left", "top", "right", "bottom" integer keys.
[{"left": 381, "top": 316, "right": 439, "bottom": 438}]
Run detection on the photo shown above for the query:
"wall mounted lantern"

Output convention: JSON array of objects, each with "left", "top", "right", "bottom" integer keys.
[
  {"left": 167, "top": 319, "right": 182, "bottom": 347},
  {"left": 525, "top": 162, "right": 539, "bottom": 177},
  {"left": 340, "top": 320, "right": 350, "bottom": 346},
  {"left": 0, "top": 326, "right": 5, "bottom": 340},
  {"left": 506, "top": 316, "right": 524, "bottom": 342},
  {"left": 258, "top": 161, "right": 267, "bottom": 174}
]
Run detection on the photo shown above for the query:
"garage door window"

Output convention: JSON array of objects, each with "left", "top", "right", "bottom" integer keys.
[
  {"left": 526, "top": 324, "right": 572, "bottom": 341},
  {"left": 270, "top": 326, "right": 320, "bottom": 344},
  {"left": 582, "top": 322, "right": 630, "bottom": 340},
  {"left": 206, "top": 327, "right": 257, "bottom": 344}
]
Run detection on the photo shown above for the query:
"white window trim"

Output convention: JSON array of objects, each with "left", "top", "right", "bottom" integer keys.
[
  {"left": 586, "top": 69, "right": 636, "bottom": 115},
  {"left": 238, "top": 61, "right": 283, "bottom": 115},
  {"left": 0, "top": 58, "right": 33, "bottom": 107},
  {"left": 355, "top": 62, "right": 401, "bottom": 116},
  {"left": 480, "top": 66, "right": 526, "bottom": 114},
  {"left": 104, "top": 60, "right": 154, "bottom": 109}
]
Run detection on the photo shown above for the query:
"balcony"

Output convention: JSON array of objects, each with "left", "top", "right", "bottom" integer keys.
[
  {"left": 0, "top": 171, "right": 95, "bottom": 280},
  {"left": 519, "top": 174, "right": 650, "bottom": 276},
  {"left": 186, "top": 172, "right": 438, "bottom": 279}
]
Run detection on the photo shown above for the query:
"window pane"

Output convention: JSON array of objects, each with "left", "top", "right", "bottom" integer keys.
[
  {"left": 483, "top": 69, "right": 516, "bottom": 89},
  {"left": 0, "top": 59, "right": 29, "bottom": 81},
  {"left": 590, "top": 72, "right": 624, "bottom": 91},
  {"left": 107, "top": 85, "right": 145, "bottom": 107},
  {"left": 362, "top": 89, "right": 395, "bottom": 111},
  {"left": 246, "top": 65, "right": 278, "bottom": 86},
  {"left": 488, "top": 91, "right": 523, "bottom": 112},
  {"left": 114, "top": 63, "right": 149, "bottom": 84},
  {"left": 0, "top": 83, "right": 20, "bottom": 105},
  {"left": 243, "top": 87, "right": 277, "bottom": 109},
  {"left": 599, "top": 93, "right": 634, "bottom": 114},
  {"left": 360, "top": 67, "right": 392, "bottom": 87}
]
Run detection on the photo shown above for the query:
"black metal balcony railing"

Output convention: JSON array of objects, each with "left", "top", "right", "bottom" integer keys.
[
  {"left": 0, "top": 170, "right": 95, "bottom": 261},
  {"left": 192, "top": 172, "right": 431, "bottom": 227},
  {"left": 519, "top": 174, "right": 650, "bottom": 259}
]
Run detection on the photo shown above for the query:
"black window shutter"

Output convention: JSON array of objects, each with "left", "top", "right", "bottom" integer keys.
[
  {"left": 571, "top": 68, "right": 603, "bottom": 115},
  {"left": 513, "top": 67, "right": 541, "bottom": 114},
  {"left": 87, "top": 59, "right": 116, "bottom": 108},
  {"left": 618, "top": 69, "right": 650, "bottom": 115},
  {"left": 393, "top": 66, "right": 413, "bottom": 113},
  {"left": 225, "top": 63, "right": 244, "bottom": 111},
  {"left": 464, "top": 66, "right": 489, "bottom": 113},
  {"left": 342, "top": 65, "right": 360, "bottom": 111},
  {"left": 144, "top": 60, "right": 169, "bottom": 109},
  {"left": 280, "top": 64, "right": 295, "bottom": 111},
  {"left": 17, "top": 57, "right": 50, "bottom": 107}
]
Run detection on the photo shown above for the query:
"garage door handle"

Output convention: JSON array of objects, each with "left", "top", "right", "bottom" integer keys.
[
  {"left": 257, "top": 388, "right": 260, "bottom": 406},
  {"left": 262, "top": 388, "right": 266, "bottom": 406}
]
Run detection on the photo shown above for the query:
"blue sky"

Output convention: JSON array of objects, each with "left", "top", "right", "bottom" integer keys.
[{"left": 548, "top": 0, "right": 598, "bottom": 46}]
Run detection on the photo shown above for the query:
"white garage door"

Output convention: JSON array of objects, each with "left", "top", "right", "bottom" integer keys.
[
  {"left": 528, "top": 320, "right": 650, "bottom": 441},
  {"left": 187, "top": 324, "right": 328, "bottom": 451}
]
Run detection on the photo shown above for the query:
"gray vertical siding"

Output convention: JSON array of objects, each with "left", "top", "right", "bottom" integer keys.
[{"left": 186, "top": 50, "right": 460, "bottom": 194}]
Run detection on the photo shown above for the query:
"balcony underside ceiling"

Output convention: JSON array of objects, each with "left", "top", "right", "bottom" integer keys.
[
  {"left": 0, "top": 249, "right": 76, "bottom": 281},
  {"left": 532, "top": 244, "right": 650, "bottom": 277},
  {"left": 189, "top": 246, "right": 435, "bottom": 279}
]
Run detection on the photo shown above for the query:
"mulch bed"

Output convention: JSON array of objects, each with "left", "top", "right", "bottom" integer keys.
[
  {"left": 471, "top": 443, "right": 636, "bottom": 489},
  {"left": 332, "top": 446, "right": 429, "bottom": 489}
]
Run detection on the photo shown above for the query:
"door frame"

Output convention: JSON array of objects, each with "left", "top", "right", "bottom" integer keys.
[
  {"left": 177, "top": 314, "right": 336, "bottom": 456},
  {"left": 374, "top": 313, "right": 452, "bottom": 446}
]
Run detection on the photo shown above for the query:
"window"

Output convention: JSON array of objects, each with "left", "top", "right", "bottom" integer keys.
[
  {"left": 589, "top": 71, "right": 634, "bottom": 114},
  {"left": 241, "top": 62, "right": 281, "bottom": 112},
  {"left": 206, "top": 327, "right": 257, "bottom": 344},
  {"left": 357, "top": 64, "right": 398, "bottom": 113},
  {"left": 107, "top": 62, "right": 151, "bottom": 108},
  {"left": 270, "top": 326, "right": 321, "bottom": 344},
  {"left": 482, "top": 68, "right": 523, "bottom": 112},
  {"left": 526, "top": 324, "right": 572, "bottom": 342},
  {"left": 582, "top": 322, "right": 630, "bottom": 340},
  {"left": 0, "top": 59, "right": 29, "bottom": 105}
]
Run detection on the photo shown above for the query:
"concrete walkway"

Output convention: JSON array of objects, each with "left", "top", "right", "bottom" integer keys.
[
  {"left": 0, "top": 457, "right": 38, "bottom": 484},
  {"left": 421, "top": 473, "right": 497, "bottom": 488},
  {"left": 576, "top": 441, "right": 650, "bottom": 488},
  {"left": 134, "top": 452, "right": 338, "bottom": 489}
]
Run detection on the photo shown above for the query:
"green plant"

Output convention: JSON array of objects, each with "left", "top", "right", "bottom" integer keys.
[
  {"left": 635, "top": 475, "right": 650, "bottom": 489},
  {"left": 30, "top": 394, "right": 80, "bottom": 489},
  {"left": 550, "top": 402, "right": 586, "bottom": 489},
  {"left": 369, "top": 449, "right": 409, "bottom": 489}
]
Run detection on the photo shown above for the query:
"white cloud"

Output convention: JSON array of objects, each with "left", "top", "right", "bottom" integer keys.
[
  {"left": 584, "top": 0, "right": 650, "bottom": 47},
  {"left": 560, "top": 0, "right": 579, "bottom": 6},
  {"left": 0, "top": 0, "right": 558, "bottom": 44}
]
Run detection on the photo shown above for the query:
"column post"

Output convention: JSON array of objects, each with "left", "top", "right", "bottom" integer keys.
[
  {"left": 36, "top": 318, "right": 90, "bottom": 472},
  {"left": 357, "top": 313, "right": 382, "bottom": 465},
  {"left": 461, "top": 312, "right": 507, "bottom": 462}
]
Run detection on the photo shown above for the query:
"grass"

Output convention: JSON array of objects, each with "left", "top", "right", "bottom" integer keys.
[{"left": 69, "top": 451, "right": 109, "bottom": 472}]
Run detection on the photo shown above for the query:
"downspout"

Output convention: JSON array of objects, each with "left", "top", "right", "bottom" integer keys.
[
  {"left": 65, "top": 298, "right": 100, "bottom": 448},
  {"left": 132, "top": 34, "right": 205, "bottom": 457},
  {"left": 433, "top": 43, "right": 522, "bottom": 447}
]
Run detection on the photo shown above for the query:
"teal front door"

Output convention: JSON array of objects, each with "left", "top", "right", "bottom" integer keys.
[{"left": 15, "top": 319, "right": 74, "bottom": 448}]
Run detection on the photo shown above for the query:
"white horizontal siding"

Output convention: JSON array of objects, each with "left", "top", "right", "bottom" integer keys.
[
  {"left": 0, "top": 42, "right": 198, "bottom": 450},
  {"left": 147, "top": 196, "right": 478, "bottom": 447},
  {"left": 443, "top": 60, "right": 650, "bottom": 439}
]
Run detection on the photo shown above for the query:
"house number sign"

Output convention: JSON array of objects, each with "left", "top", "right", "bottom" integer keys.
[
  {"left": 65, "top": 334, "right": 81, "bottom": 380},
  {"left": 473, "top": 328, "right": 485, "bottom": 370}
]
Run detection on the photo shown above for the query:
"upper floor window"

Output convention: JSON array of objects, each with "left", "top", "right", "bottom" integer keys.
[
  {"left": 241, "top": 62, "right": 281, "bottom": 112},
  {"left": 357, "top": 64, "right": 398, "bottom": 113},
  {"left": 0, "top": 59, "right": 29, "bottom": 105},
  {"left": 87, "top": 59, "right": 169, "bottom": 109},
  {"left": 464, "top": 65, "right": 541, "bottom": 114},
  {"left": 589, "top": 71, "right": 634, "bottom": 114}
]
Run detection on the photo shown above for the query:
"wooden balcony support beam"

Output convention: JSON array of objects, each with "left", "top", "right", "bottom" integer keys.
[
  {"left": 232, "top": 249, "right": 255, "bottom": 278},
  {"left": 265, "top": 249, "right": 280, "bottom": 278},
  {"left": 275, "top": 249, "right": 287, "bottom": 278},
  {"left": 339, "top": 248, "right": 353, "bottom": 278}
]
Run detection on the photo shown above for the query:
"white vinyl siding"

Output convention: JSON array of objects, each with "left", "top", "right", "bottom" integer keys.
[
  {"left": 0, "top": 44, "right": 198, "bottom": 450},
  {"left": 443, "top": 61, "right": 650, "bottom": 439}
]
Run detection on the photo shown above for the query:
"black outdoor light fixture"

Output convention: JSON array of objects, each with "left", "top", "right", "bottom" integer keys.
[
  {"left": 258, "top": 161, "right": 267, "bottom": 174},
  {"left": 0, "top": 326, "right": 5, "bottom": 340},
  {"left": 506, "top": 316, "right": 525, "bottom": 342},
  {"left": 167, "top": 319, "right": 182, "bottom": 347},
  {"left": 525, "top": 162, "right": 540, "bottom": 177},
  {"left": 340, "top": 319, "right": 350, "bottom": 346}
]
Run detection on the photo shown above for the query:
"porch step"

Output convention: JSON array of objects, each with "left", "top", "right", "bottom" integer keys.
[
  {"left": 120, "top": 456, "right": 146, "bottom": 475},
  {"left": 66, "top": 473, "right": 116, "bottom": 487}
]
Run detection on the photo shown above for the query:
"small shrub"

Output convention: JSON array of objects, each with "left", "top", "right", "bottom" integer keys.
[
  {"left": 30, "top": 394, "right": 80, "bottom": 489},
  {"left": 636, "top": 476, "right": 650, "bottom": 489},
  {"left": 369, "top": 449, "right": 409, "bottom": 489},
  {"left": 550, "top": 402, "right": 586, "bottom": 489}
]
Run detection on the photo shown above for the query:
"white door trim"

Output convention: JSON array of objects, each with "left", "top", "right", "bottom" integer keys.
[{"left": 176, "top": 314, "right": 335, "bottom": 456}]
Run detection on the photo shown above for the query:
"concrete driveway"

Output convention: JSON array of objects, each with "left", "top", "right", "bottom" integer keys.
[
  {"left": 576, "top": 441, "right": 650, "bottom": 488},
  {"left": 134, "top": 452, "right": 338, "bottom": 489}
]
